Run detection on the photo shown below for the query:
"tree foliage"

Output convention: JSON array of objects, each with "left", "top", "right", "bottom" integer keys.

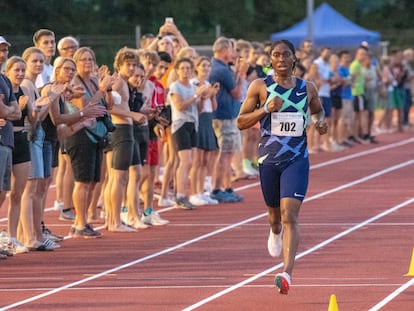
[
  {"left": 0, "top": 0, "right": 412, "bottom": 65},
  {"left": 0, "top": 0, "right": 390, "bottom": 39}
]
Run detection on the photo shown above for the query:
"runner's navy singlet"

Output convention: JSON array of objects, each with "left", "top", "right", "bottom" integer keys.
[{"left": 258, "top": 76, "right": 309, "bottom": 164}]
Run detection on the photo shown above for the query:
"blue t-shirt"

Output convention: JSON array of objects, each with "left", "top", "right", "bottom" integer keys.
[
  {"left": 0, "top": 74, "right": 16, "bottom": 148},
  {"left": 338, "top": 66, "right": 353, "bottom": 100},
  {"left": 209, "top": 58, "right": 240, "bottom": 120}
]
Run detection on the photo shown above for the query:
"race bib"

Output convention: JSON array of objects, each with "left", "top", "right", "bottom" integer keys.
[{"left": 271, "top": 112, "right": 304, "bottom": 137}]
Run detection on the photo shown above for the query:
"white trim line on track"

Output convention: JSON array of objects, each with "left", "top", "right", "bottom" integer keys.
[
  {"left": 368, "top": 278, "right": 414, "bottom": 311},
  {"left": 1, "top": 140, "right": 414, "bottom": 310},
  {"left": 0, "top": 283, "right": 408, "bottom": 292},
  {"left": 1, "top": 137, "right": 413, "bottom": 223},
  {"left": 2, "top": 159, "right": 414, "bottom": 310},
  {"left": 183, "top": 195, "right": 414, "bottom": 311},
  {"left": 182, "top": 160, "right": 414, "bottom": 311}
]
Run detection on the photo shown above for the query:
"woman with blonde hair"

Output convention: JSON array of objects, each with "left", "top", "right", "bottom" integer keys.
[
  {"left": 20, "top": 47, "right": 64, "bottom": 250},
  {"left": 65, "top": 47, "right": 114, "bottom": 237},
  {"left": 5, "top": 56, "right": 31, "bottom": 253},
  {"left": 190, "top": 56, "right": 220, "bottom": 204}
]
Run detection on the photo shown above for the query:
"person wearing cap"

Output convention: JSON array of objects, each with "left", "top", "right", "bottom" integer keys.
[
  {"left": 0, "top": 36, "right": 11, "bottom": 70},
  {"left": 0, "top": 36, "right": 22, "bottom": 211}
]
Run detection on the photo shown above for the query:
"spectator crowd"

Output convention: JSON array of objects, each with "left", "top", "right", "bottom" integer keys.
[{"left": 0, "top": 20, "right": 413, "bottom": 259}]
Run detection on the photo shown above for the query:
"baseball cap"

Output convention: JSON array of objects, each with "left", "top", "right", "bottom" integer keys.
[{"left": 0, "top": 36, "right": 11, "bottom": 46}]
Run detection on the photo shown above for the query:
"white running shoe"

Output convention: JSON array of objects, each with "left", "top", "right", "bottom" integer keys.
[
  {"left": 267, "top": 226, "right": 283, "bottom": 257},
  {"left": 142, "top": 211, "right": 169, "bottom": 226},
  {"left": 243, "top": 166, "right": 259, "bottom": 176},
  {"left": 130, "top": 218, "right": 150, "bottom": 229},
  {"left": 189, "top": 194, "right": 209, "bottom": 206},
  {"left": 201, "top": 193, "right": 219, "bottom": 205},
  {"left": 9, "top": 237, "right": 29, "bottom": 254},
  {"left": 275, "top": 272, "right": 291, "bottom": 295},
  {"left": 158, "top": 197, "right": 175, "bottom": 207}
]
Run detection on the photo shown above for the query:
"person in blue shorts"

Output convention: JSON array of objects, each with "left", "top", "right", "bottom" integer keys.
[{"left": 237, "top": 39, "right": 328, "bottom": 295}]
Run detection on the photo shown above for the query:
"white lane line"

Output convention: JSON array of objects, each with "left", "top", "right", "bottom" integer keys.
[
  {"left": 182, "top": 160, "right": 414, "bottom": 310},
  {"left": 310, "top": 137, "right": 414, "bottom": 169},
  {"left": 0, "top": 283, "right": 407, "bottom": 292},
  {"left": 0, "top": 213, "right": 265, "bottom": 311},
  {"left": 304, "top": 160, "right": 414, "bottom": 202},
  {"left": 1, "top": 137, "right": 413, "bottom": 223},
  {"left": 1, "top": 148, "right": 413, "bottom": 310},
  {"left": 183, "top": 196, "right": 414, "bottom": 311},
  {"left": 368, "top": 278, "right": 414, "bottom": 311},
  {"left": 2, "top": 160, "right": 413, "bottom": 310}
]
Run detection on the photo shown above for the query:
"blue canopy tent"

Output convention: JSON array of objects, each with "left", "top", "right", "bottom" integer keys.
[{"left": 270, "top": 3, "right": 380, "bottom": 47}]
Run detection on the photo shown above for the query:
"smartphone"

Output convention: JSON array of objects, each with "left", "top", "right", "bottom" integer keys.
[{"left": 165, "top": 17, "right": 174, "bottom": 24}]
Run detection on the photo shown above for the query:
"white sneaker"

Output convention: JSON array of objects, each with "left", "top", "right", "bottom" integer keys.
[
  {"left": 321, "top": 143, "right": 332, "bottom": 152},
  {"left": 130, "top": 218, "right": 150, "bottom": 229},
  {"left": 243, "top": 166, "right": 259, "bottom": 176},
  {"left": 331, "top": 141, "right": 344, "bottom": 152},
  {"left": 9, "top": 238, "right": 29, "bottom": 254},
  {"left": 189, "top": 194, "right": 209, "bottom": 206},
  {"left": 54, "top": 200, "right": 64, "bottom": 211},
  {"left": 202, "top": 193, "right": 219, "bottom": 205},
  {"left": 158, "top": 197, "right": 175, "bottom": 207},
  {"left": 267, "top": 226, "right": 283, "bottom": 257},
  {"left": 142, "top": 211, "right": 169, "bottom": 226}
]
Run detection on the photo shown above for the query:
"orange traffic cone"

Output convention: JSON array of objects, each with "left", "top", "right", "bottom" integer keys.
[
  {"left": 405, "top": 248, "right": 414, "bottom": 276},
  {"left": 328, "top": 294, "right": 339, "bottom": 311}
]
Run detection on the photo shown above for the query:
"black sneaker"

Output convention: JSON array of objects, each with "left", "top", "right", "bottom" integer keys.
[
  {"left": 348, "top": 136, "right": 361, "bottom": 144},
  {"left": 73, "top": 225, "right": 103, "bottom": 239},
  {"left": 59, "top": 208, "right": 75, "bottom": 221},
  {"left": 175, "top": 197, "right": 195, "bottom": 210},
  {"left": 369, "top": 136, "right": 378, "bottom": 144}
]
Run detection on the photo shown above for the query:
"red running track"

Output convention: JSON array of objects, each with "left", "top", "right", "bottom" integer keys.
[{"left": 1, "top": 130, "right": 414, "bottom": 310}]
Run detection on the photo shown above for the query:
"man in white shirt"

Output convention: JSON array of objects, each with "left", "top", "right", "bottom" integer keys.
[
  {"left": 314, "top": 47, "right": 335, "bottom": 151},
  {"left": 33, "top": 29, "right": 56, "bottom": 88}
]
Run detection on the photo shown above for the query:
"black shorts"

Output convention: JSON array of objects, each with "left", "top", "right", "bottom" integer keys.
[
  {"left": 353, "top": 95, "right": 368, "bottom": 112},
  {"left": 132, "top": 124, "right": 149, "bottom": 166},
  {"left": 66, "top": 130, "right": 103, "bottom": 183},
  {"left": 111, "top": 124, "right": 134, "bottom": 171},
  {"left": 12, "top": 130, "right": 30, "bottom": 165},
  {"left": 331, "top": 95, "right": 342, "bottom": 110},
  {"left": 172, "top": 122, "right": 197, "bottom": 151},
  {"left": 51, "top": 140, "right": 60, "bottom": 168}
]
